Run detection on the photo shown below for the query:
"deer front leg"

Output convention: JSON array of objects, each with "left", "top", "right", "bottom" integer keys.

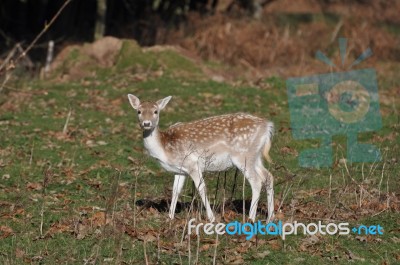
[
  {"left": 169, "top": 174, "right": 186, "bottom": 220},
  {"left": 190, "top": 169, "right": 215, "bottom": 222}
]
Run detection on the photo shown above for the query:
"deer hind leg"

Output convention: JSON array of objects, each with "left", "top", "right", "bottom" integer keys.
[
  {"left": 169, "top": 174, "right": 186, "bottom": 220},
  {"left": 232, "top": 157, "right": 262, "bottom": 222},
  {"left": 256, "top": 159, "right": 275, "bottom": 223},
  {"left": 247, "top": 171, "right": 263, "bottom": 222},
  {"left": 189, "top": 167, "right": 215, "bottom": 222}
]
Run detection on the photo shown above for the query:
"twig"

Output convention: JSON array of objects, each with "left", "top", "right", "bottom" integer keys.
[
  {"left": 188, "top": 227, "right": 191, "bottom": 265},
  {"left": 15, "top": 0, "right": 72, "bottom": 65},
  {"left": 157, "top": 234, "right": 160, "bottom": 263},
  {"left": 106, "top": 170, "right": 120, "bottom": 224},
  {"left": 222, "top": 172, "right": 227, "bottom": 218},
  {"left": 179, "top": 187, "right": 198, "bottom": 249},
  {"left": 195, "top": 234, "right": 200, "bottom": 265},
  {"left": 277, "top": 183, "right": 292, "bottom": 213},
  {"left": 29, "top": 141, "right": 34, "bottom": 166},
  {"left": 133, "top": 167, "right": 139, "bottom": 228},
  {"left": 0, "top": 0, "right": 72, "bottom": 92},
  {"left": 0, "top": 28, "right": 14, "bottom": 44},
  {"left": 40, "top": 206, "right": 44, "bottom": 237},
  {"left": 360, "top": 163, "right": 365, "bottom": 207},
  {"left": 0, "top": 73, "right": 11, "bottom": 94},
  {"left": 62, "top": 108, "right": 72, "bottom": 135},
  {"left": 368, "top": 158, "right": 380, "bottom": 179},
  {"left": 330, "top": 19, "right": 344, "bottom": 44},
  {"left": 378, "top": 162, "right": 386, "bottom": 197},
  {"left": 328, "top": 173, "right": 332, "bottom": 207},
  {"left": 343, "top": 159, "right": 372, "bottom": 199},
  {"left": 39, "top": 165, "right": 52, "bottom": 237},
  {"left": 0, "top": 44, "right": 18, "bottom": 71},
  {"left": 242, "top": 161, "right": 246, "bottom": 223},
  {"left": 386, "top": 167, "right": 390, "bottom": 209},
  {"left": 212, "top": 233, "right": 219, "bottom": 265},
  {"left": 143, "top": 240, "right": 149, "bottom": 265},
  {"left": 371, "top": 208, "right": 388, "bottom": 217},
  {"left": 301, "top": 216, "right": 347, "bottom": 222}
]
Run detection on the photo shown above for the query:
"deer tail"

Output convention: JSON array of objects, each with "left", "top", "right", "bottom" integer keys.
[{"left": 262, "top": 121, "right": 274, "bottom": 163}]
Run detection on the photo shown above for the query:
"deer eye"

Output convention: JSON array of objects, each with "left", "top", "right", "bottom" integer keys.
[
  {"left": 154, "top": 110, "right": 158, "bottom": 114},
  {"left": 137, "top": 110, "right": 141, "bottom": 115}
]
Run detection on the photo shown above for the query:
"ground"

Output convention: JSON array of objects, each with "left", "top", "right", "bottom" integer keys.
[{"left": 0, "top": 27, "right": 399, "bottom": 265}]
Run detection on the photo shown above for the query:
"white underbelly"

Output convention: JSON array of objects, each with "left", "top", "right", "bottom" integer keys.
[
  {"left": 153, "top": 150, "right": 233, "bottom": 174},
  {"left": 200, "top": 153, "right": 233, "bottom": 172}
]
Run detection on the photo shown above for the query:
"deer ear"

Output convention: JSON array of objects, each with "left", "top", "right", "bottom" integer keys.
[
  {"left": 156, "top": 96, "right": 172, "bottom": 110},
  {"left": 128, "top": 94, "right": 140, "bottom": 110}
]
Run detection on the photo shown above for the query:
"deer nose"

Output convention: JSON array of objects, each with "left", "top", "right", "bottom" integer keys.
[{"left": 143, "top": 121, "right": 152, "bottom": 127}]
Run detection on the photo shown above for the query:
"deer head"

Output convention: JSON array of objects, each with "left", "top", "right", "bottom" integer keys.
[{"left": 127, "top": 94, "right": 172, "bottom": 131}]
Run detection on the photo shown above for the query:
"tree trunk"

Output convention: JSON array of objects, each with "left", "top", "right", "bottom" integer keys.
[{"left": 94, "top": 0, "right": 107, "bottom": 40}]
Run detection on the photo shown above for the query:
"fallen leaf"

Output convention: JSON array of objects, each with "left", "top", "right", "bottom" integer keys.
[
  {"left": 138, "top": 232, "right": 157, "bottom": 242},
  {"left": 31, "top": 256, "right": 43, "bottom": 262},
  {"left": 75, "top": 223, "right": 87, "bottom": 240},
  {"left": 26, "top": 182, "right": 43, "bottom": 191},
  {"left": 200, "top": 244, "right": 210, "bottom": 252},
  {"left": 201, "top": 238, "right": 217, "bottom": 244},
  {"left": 355, "top": 236, "right": 367, "bottom": 242},
  {"left": 299, "top": 235, "right": 319, "bottom": 251},
  {"left": 125, "top": 227, "right": 137, "bottom": 238},
  {"left": 87, "top": 212, "right": 111, "bottom": 227},
  {"left": 254, "top": 250, "right": 270, "bottom": 259},
  {"left": 86, "top": 140, "right": 96, "bottom": 147},
  {"left": 15, "top": 248, "right": 25, "bottom": 258},
  {"left": 97, "top": 140, "right": 107, "bottom": 146},
  {"left": 280, "top": 146, "right": 298, "bottom": 156},
  {"left": 391, "top": 237, "right": 400, "bottom": 244},
  {"left": 236, "top": 245, "right": 249, "bottom": 253},
  {"left": 346, "top": 249, "right": 365, "bottom": 261},
  {"left": 226, "top": 255, "right": 244, "bottom": 264},
  {"left": 46, "top": 222, "right": 72, "bottom": 237},
  {"left": 0, "top": 225, "right": 14, "bottom": 238},
  {"left": 267, "top": 239, "right": 281, "bottom": 250},
  {"left": 275, "top": 212, "right": 284, "bottom": 220}
]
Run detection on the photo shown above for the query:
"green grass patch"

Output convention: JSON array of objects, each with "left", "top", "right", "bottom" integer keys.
[{"left": 0, "top": 50, "right": 399, "bottom": 264}]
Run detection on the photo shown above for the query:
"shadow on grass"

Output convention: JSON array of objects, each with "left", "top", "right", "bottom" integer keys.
[{"left": 136, "top": 198, "right": 269, "bottom": 216}]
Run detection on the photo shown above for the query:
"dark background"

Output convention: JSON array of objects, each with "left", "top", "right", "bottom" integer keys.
[{"left": 0, "top": 0, "right": 219, "bottom": 61}]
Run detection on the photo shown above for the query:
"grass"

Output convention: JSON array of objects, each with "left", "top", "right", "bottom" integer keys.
[{"left": 0, "top": 42, "right": 399, "bottom": 264}]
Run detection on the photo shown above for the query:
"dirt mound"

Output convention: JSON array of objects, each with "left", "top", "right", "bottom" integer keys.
[
  {"left": 50, "top": 37, "right": 123, "bottom": 80},
  {"left": 50, "top": 37, "right": 203, "bottom": 81},
  {"left": 84, "top": 37, "right": 123, "bottom": 68}
]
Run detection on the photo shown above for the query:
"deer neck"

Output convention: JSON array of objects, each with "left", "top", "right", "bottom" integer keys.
[{"left": 143, "top": 127, "right": 167, "bottom": 161}]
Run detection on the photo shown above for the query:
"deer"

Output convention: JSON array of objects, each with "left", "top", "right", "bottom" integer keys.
[{"left": 127, "top": 94, "right": 275, "bottom": 223}]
